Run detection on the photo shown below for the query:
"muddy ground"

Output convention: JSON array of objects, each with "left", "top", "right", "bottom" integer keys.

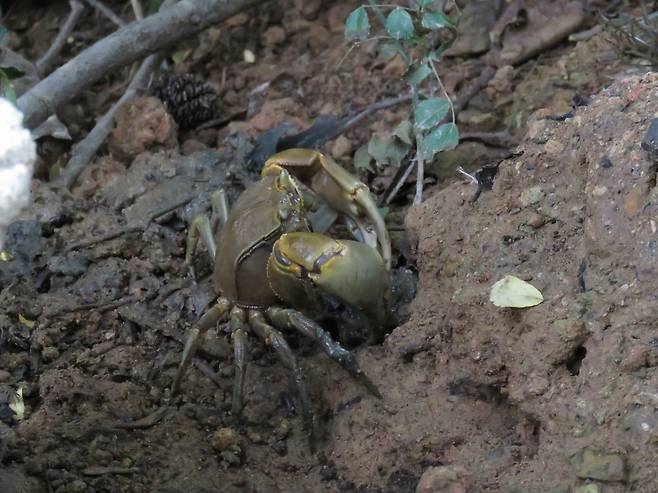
[{"left": 1, "top": 1, "right": 657, "bottom": 492}]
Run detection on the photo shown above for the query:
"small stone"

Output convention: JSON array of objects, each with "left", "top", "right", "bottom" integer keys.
[
  {"left": 519, "top": 186, "right": 544, "bottom": 207},
  {"left": 572, "top": 448, "right": 627, "bottom": 482},
  {"left": 416, "top": 465, "right": 468, "bottom": 493},
  {"left": 623, "top": 189, "right": 644, "bottom": 217},
  {"left": 525, "top": 212, "right": 545, "bottom": 228},
  {"left": 574, "top": 485, "right": 602, "bottom": 493},
  {"left": 0, "top": 370, "right": 12, "bottom": 382},
  {"left": 69, "top": 480, "right": 87, "bottom": 492},
  {"left": 620, "top": 345, "right": 650, "bottom": 371},
  {"left": 599, "top": 155, "right": 613, "bottom": 168},
  {"left": 273, "top": 418, "right": 291, "bottom": 441},
  {"left": 271, "top": 440, "right": 287, "bottom": 456},
  {"left": 545, "top": 139, "right": 565, "bottom": 154},
  {"left": 220, "top": 451, "right": 241, "bottom": 467},
  {"left": 225, "top": 12, "right": 248, "bottom": 27},
  {"left": 41, "top": 346, "right": 60, "bottom": 363},
  {"left": 331, "top": 136, "right": 352, "bottom": 159},
  {"left": 223, "top": 90, "right": 239, "bottom": 106},
  {"left": 211, "top": 427, "right": 242, "bottom": 453},
  {"left": 262, "top": 26, "right": 286, "bottom": 46}
]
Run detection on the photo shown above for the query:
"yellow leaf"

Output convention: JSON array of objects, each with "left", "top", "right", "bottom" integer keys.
[
  {"left": 171, "top": 49, "right": 192, "bottom": 64},
  {"left": 0, "top": 250, "right": 14, "bottom": 261},
  {"left": 9, "top": 386, "right": 25, "bottom": 421},
  {"left": 243, "top": 49, "right": 256, "bottom": 63},
  {"left": 490, "top": 275, "right": 544, "bottom": 308},
  {"left": 18, "top": 314, "right": 35, "bottom": 329}
]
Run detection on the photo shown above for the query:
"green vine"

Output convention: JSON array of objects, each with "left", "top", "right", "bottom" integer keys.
[{"left": 344, "top": 0, "right": 461, "bottom": 205}]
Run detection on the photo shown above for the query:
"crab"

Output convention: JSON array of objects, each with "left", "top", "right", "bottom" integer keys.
[{"left": 171, "top": 148, "right": 391, "bottom": 431}]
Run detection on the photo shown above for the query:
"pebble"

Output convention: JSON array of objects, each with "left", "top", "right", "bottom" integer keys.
[
  {"left": 331, "top": 135, "right": 352, "bottom": 159},
  {"left": 572, "top": 447, "right": 627, "bottom": 482},
  {"left": 262, "top": 26, "right": 286, "bottom": 46},
  {"left": 211, "top": 427, "right": 241, "bottom": 452},
  {"left": 41, "top": 346, "right": 60, "bottom": 363},
  {"left": 525, "top": 212, "right": 546, "bottom": 228},
  {"left": 416, "top": 465, "right": 468, "bottom": 493},
  {"left": 519, "top": 186, "right": 544, "bottom": 207}
]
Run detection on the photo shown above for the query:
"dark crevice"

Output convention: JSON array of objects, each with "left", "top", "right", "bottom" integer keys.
[{"left": 566, "top": 345, "right": 587, "bottom": 376}]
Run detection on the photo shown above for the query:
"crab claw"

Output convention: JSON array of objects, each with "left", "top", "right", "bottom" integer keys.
[
  {"left": 267, "top": 231, "right": 389, "bottom": 344},
  {"left": 262, "top": 148, "right": 392, "bottom": 270}
]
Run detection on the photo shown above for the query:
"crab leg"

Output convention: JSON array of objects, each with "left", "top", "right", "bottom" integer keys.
[
  {"left": 185, "top": 214, "right": 217, "bottom": 276},
  {"left": 210, "top": 189, "right": 229, "bottom": 230},
  {"left": 229, "top": 308, "right": 248, "bottom": 417},
  {"left": 267, "top": 307, "right": 382, "bottom": 399},
  {"left": 171, "top": 298, "right": 232, "bottom": 396},
  {"left": 248, "top": 310, "right": 313, "bottom": 432}
]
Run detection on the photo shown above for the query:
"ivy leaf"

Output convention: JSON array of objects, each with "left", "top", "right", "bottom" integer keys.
[
  {"left": 345, "top": 6, "right": 370, "bottom": 42},
  {"left": 354, "top": 144, "right": 373, "bottom": 172},
  {"left": 421, "top": 10, "right": 456, "bottom": 30},
  {"left": 385, "top": 7, "right": 414, "bottom": 40},
  {"left": 405, "top": 63, "right": 431, "bottom": 86},
  {"left": 377, "top": 40, "right": 398, "bottom": 61},
  {"left": 394, "top": 119, "right": 413, "bottom": 145},
  {"left": 414, "top": 97, "right": 450, "bottom": 130},
  {"left": 367, "top": 134, "right": 410, "bottom": 168},
  {"left": 421, "top": 122, "right": 459, "bottom": 158}
]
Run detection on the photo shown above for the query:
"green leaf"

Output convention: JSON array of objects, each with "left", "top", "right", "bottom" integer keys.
[
  {"left": 394, "top": 120, "right": 413, "bottom": 145},
  {"left": 378, "top": 206, "right": 390, "bottom": 219},
  {"left": 345, "top": 6, "right": 370, "bottom": 42},
  {"left": 421, "top": 11, "right": 456, "bottom": 30},
  {"left": 490, "top": 275, "right": 544, "bottom": 308},
  {"left": 3, "top": 84, "right": 16, "bottom": 104},
  {"left": 405, "top": 63, "right": 431, "bottom": 86},
  {"left": 0, "top": 66, "right": 25, "bottom": 79},
  {"left": 354, "top": 144, "right": 373, "bottom": 172},
  {"left": 377, "top": 40, "right": 398, "bottom": 61},
  {"left": 414, "top": 97, "right": 450, "bottom": 130},
  {"left": 421, "top": 122, "right": 459, "bottom": 158},
  {"left": 385, "top": 7, "right": 414, "bottom": 40},
  {"left": 0, "top": 26, "right": 7, "bottom": 44},
  {"left": 367, "top": 134, "right": 410, "bottom": 168}
]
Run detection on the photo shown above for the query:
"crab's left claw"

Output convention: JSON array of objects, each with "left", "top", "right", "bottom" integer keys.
[{"left": 262, "top": 148, "right": 392, "bottom": 270}]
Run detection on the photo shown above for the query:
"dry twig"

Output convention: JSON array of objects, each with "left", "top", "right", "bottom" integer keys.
[
  {"left": 17, "top": 0, "right": 265, "bottom": 129},
  {"left": 82, "top": 0, "right": 126, "bottom": 28},
  {"left": 36, "top": 0, "right": 85, "bottom": 76}
]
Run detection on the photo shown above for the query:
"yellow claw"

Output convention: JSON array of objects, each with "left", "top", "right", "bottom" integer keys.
[{"left": 263, "top": 149, "right": 392, "bottom": 270}]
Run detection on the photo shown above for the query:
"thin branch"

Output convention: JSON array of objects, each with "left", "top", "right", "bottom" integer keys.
[
  {"left": 55, "top": 54, "right": 160, "bottom": 189},
  {"left": 36, "top": 0, "right": 85, "bottom": 76},
  {"left": 17, "top": 0, "right": 265, "bottom": 129},
  {"left": 65, "top": 192, "right": 196, "bottom": 252},
  {"left": 131, "top": 0, "right": 144, "bottom": 20},
  {"left": 83, "top": 0, "right": 127, "bottom": 28}
]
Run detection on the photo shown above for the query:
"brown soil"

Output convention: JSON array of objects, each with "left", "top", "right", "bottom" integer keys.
[{"left": 1, "top": 1, "right": 657, "bottom": 493}]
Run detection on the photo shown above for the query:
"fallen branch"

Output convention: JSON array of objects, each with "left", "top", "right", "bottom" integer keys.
[
  {"left": 83, "top": 0, "right": 127, "bottom": 28},
  {"left": 36, "top": 0, "right": 85, "bottom": 76},
  {"left": 17, "top": 0, "right": 265, "bottom": 129},
  {"left": 55, "top": 54, "right": 159, "bottom": 189}
]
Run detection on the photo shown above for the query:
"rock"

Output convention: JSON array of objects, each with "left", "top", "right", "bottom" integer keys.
[
  {"left": 330, "top": 136, "right": 352, "bottom": 159},
  {"left": 623, "top": 188, "right": 643, "bottom": 217},
  {"left": 457, "top": 110, "right": 498, "bottom": 132},
  {"left": 0, "top": 370, "right": 12, "bottom": 382},
  {"left": 68, "top": 480, "right": 87, "bottom": 493},
  {"left": 525, "top": 212, "right": 546, "bottom": 228},
  {"left": 273, "top": 418, "right": 291, "bottom": 441},
  {"left": 572, "top": 448, "right": 627, "bottom": 482},
  {"left": 72, "top": 157, "right": 125, "bottom": 199},
  {"left": 416, "top": 465, "right": 468, "bottom": 493},
  {"left": 519, "top": 186, "right": 545, "bottom": 207},
  {"left": 211, "top": 427, "right": 242, "bottom": 454},
  {"left": 574, "top": 485, "right": 602, "bottom": 493},
  {"left": 249, "top": 97, "right": 308, "bottom": 132},
  {"left": 109, "top": 97, "right": 178, "bottom": 161},
  {"left": 620, "top": 345, "right": 650, "bottom": 371},
  {"left": 41, "top": 346, "right": 60, "bottom": 363},
  {"left": 294, "top": 0, "right": 322, "bottom": 19},
  {"left": 262, "top": 26, "right": 286, "bottom": 46}
]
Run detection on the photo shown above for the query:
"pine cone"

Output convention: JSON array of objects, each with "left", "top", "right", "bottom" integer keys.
[{"left": 151, "top": 74, "right": 218, "bottom": 130}]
